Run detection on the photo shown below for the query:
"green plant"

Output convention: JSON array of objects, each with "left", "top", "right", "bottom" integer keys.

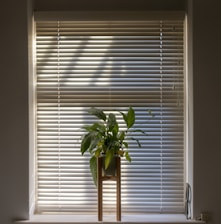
[{"left": 80, "top": 106, "right": 145, "bottom": 186}]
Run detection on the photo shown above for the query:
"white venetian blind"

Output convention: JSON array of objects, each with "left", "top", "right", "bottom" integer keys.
[{"left": 35, "top": 19, "right": 185, "bottom": 214}]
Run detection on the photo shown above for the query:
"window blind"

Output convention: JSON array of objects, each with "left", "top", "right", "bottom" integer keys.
[{"left": 35, "top": 19, "right": 185, "bottom": 214}]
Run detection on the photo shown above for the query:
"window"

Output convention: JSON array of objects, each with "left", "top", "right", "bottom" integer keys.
[{"left": 34, "top": 12, "right": 185, "bottom": 215}]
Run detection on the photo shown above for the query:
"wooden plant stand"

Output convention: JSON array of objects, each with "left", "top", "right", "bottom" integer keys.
[{"left": 97, "top": 156, "right": 121, "bottom": 221}]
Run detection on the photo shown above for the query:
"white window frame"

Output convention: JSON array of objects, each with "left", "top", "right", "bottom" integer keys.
[{"left": 28, "top": 10, "right": 194, "bottom": 222}]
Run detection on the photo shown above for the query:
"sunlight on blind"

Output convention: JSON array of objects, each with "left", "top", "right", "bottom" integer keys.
[{"left": 35, "top": 20, "right": 185, "bottom": 214}]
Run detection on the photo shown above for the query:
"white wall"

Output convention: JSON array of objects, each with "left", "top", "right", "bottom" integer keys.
[{"left": 0, "top": 0, "right": 221, "bottom": 223}]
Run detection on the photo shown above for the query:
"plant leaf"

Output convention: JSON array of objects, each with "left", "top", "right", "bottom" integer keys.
[
  {"left": 90, "top": 156, "right": 98, "bottom": 186},
  {"left": 88, "top": 136, "right": 100, "bottom": 153},
  {"left": 90, "top": 122, "right": 106, "bottom": 132},
  {"left": 112, "top": 123, "right": 119, "bottom": 137},
  {"left": 130, "top": 129, "right": 147, "bottom": 135},
  {"left": 81, "top": 133, "right": 92, "bottom": 155},
  {"left": 126, "top": 106, "right": 135, "bottom": 128},
  {"left": 131, "top": 137, "right": 142, "bottom": 148},
  {"left": 105, "top": 150, "right": 114, "bottom": 170},
  {"left": 147, "top": 109, "right": 154, "bottom": 117},
  {"left": 88, "top": 107, "right": 106, "bottom": 121},
  {"left": 94, "top": 148, "right": 101, "bottom": 157},
  {"left": 125, "top": 151, "right": 131, "bottom": 162},
  {"left": 118, "top": 150, "right": 124, "bottom": 156},
  {"left": 119, "top": 131, "right": 125, "bottom": 141},
  {"left": 107, "top": 113, "right": 117, "bottom": 131},
  {"left": 122, "top": 141, "right": 128, "bottom": 149},
  {"left": 82, "top": 122, "right": 105, "bottom": 133}
]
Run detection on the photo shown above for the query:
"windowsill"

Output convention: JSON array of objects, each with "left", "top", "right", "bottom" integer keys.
[{"left": 15, "top": 214, "right": 204, "bottom": 224}]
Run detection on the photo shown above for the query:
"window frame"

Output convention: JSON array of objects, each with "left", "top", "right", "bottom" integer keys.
[{"left": 30, "top": 10, "right": 192, "bottom": 219}]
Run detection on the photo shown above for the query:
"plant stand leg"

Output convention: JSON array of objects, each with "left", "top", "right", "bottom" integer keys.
[
  {"left": 116, "top": 156, "right": 121, "bottom": 221},
  {"left": 97, "top": 156, "right": 121, "bottom": 221},
  {"left": 98, "top": 157, "right": 103, "bottom": 221}
]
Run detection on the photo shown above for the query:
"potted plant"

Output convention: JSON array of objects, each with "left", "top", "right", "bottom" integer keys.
[{"left": 80, "top": 106, "right": 145, "bottom": 186}]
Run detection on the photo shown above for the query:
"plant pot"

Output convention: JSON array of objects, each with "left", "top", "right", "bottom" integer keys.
[{"left": 101, "top": 154, "right": 118, "bottom": 177}]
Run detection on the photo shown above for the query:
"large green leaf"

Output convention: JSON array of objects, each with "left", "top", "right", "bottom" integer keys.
[
  {"left": 125, "top": 151, "right": 131, "bottom": 162},
  {"left": 118, "top": 107, "right": 135, "bottom": 129},
  {"left": 88, "top": 135, "right": 100, "bottom": 153},
  {"left": 94, "top": 147, "right": 102, "bottom": 157},
  {"left": 122, "top": 141, "right": 128, "bottom": 149},
  {"left": 112, "top": 123, "right": 119, "bottom": 137},
  {"left": 105, "top": 150, "right": 115, "bottom": 170},
  {"left": 81, "top": 133, "right": 92, "bottom": 155},
  {"left": 107, "top": 113, "right": 117, "bottom": 132},
  {"left": 88, "top": 107, "right": 106, "bottom": 121},
  {"left": 90, "top": 156, "right": 98, "bottom": 186},
  {"left": 118, "top": 131, "right": 125, "bottom": 141},
  {"left": 126, "top": 106, "right": 135, "bottom": 128},
  {"left": 118, "top": 111, "right": 127, "bottom": 125},
  {"left": 81, "top": 132, "right": 101, "bottom": 155},
  {"left": 83, "top": 122, "right": 105, "bottom": 133}
]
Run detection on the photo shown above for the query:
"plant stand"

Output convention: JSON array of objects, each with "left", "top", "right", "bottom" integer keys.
[{"left": 97, "top": 156, "right": 121, "bottom": 221}]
